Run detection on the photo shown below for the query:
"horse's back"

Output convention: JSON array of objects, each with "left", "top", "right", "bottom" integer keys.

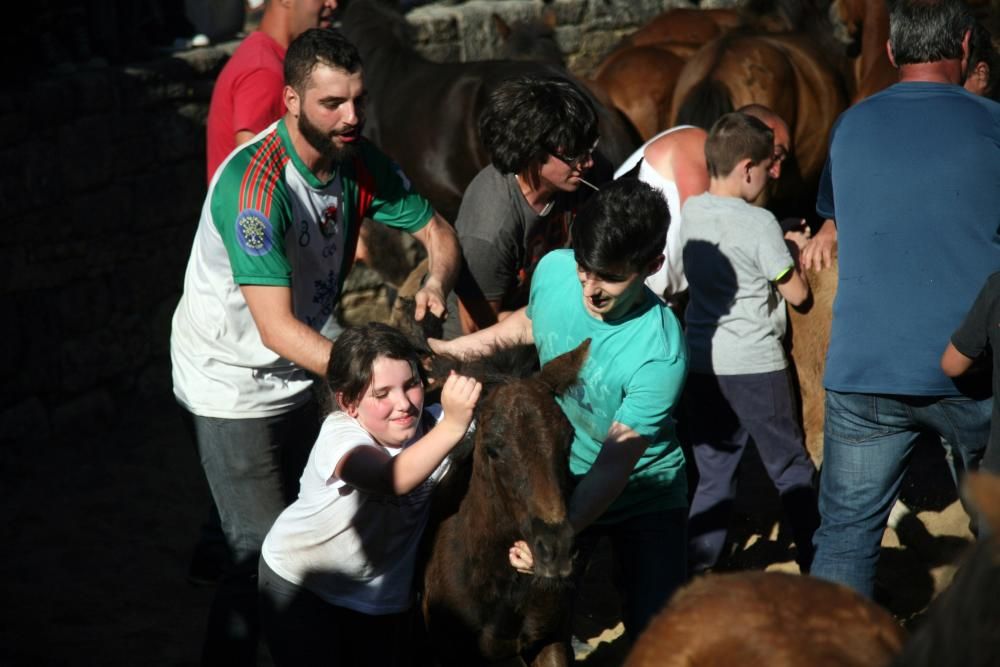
[
  {"left": 626, "top": 572, "right": 905, "bottom": 667},
  {"left": 670, "top": 31, "right": 846, "bottom": 188}
]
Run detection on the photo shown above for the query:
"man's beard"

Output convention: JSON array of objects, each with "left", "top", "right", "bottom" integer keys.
[{"left": 298, "top": 110, "right": 360, "bottom": 165}]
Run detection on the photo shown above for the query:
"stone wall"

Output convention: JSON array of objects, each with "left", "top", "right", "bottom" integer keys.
[
  {"left": 0, "top": 48, "right": 231, "bottom": 442},
  {"left": 1, "top": 0, "right": 731, "bottom": 442},
  {"left": 408, "top": 0, "right": 695, "bottom": 74}
]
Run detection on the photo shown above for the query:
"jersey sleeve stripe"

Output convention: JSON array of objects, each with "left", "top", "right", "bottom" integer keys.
[{"left": 239, "top": 133, "right": 287, "bottom": 216}]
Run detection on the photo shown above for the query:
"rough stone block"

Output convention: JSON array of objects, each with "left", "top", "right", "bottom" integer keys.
[
  {"left": 551, "top": 0, "right": 588, "bottom": 25},
  {"left": 56, "top": 279, "right": 112, "bottom": 336},
  {"left": 58, "top": 326, "right": 149, "bottom": 394},
  {"left": 70, "top": 69, "right": 117, "bottom": 114},
  {"left": 0, "top": 397, "right": 50, "bottom": 443},
  {"left": 27, "top": 79, "right": 76, "bottom": 129},
  {"left": 0, "top": 110, "right": 28, "bottom": 149},
  {"left": 409, "top": 8, "right": 461, "bottom": 44},
  {"left": 554, "top": 25, "right": 583, "bottom": 54},
  {"left": 48, "top": 389, "right": 117, "bottom": 438},
  {"left": 155, "top": 110, "right": 204, "bottom": 162},
  {"left": 59, "top": 116, "right": 114, "bottom": 193},
  {"left": 68, "top": 185, "right": 133, "bottom": 239},
  {"left": 414, "top": 42, "right": 463, "bottom": 63}
]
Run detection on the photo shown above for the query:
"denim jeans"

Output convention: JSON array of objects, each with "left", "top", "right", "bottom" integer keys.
[
  {"left": 575, "top": 507, "right": 688, "bottom": 641},
  {"left": 811, "top": 390, "right": 990, "bottom": 598},
  {"left": 185, "top": 400, "right": 319, "bottom": 666}
]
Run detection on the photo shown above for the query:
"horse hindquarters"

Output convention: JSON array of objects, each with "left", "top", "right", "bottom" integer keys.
[
  {"left": 592, "top": 47, "right": 686, "bottom": 140},
  {"left": 624, "top": 572, "right": 905, "bottom": 667}
]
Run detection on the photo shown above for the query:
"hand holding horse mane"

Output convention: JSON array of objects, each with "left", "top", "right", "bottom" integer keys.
[{"left": 437, "top": 370, "right": 482, "bottom": 440}]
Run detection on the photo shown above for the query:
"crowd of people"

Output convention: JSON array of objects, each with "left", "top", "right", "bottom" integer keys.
[{"left": 168, "top": 0, "right": 1000, "bottom": 664}]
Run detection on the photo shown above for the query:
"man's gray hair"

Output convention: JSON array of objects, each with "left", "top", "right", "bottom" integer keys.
[{"left": 888, "top": 0, "right": 973, "bottom": 66}]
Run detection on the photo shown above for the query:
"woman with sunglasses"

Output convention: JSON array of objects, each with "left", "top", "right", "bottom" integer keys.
[{"left": 442, "top": 74, "right": 600, "bottom": 338}]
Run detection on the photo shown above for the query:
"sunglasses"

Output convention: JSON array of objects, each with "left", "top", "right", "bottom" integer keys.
[{"left": 550, "top": 137, "right": 600, "bottom": 171}]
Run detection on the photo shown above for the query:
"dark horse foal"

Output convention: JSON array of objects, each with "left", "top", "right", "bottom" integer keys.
[
  {"left": 416, "top": 337, "right": 589, "bottom": 666},
  {"left": 339, "top": 0, "right": 638, "bottom": 223}
]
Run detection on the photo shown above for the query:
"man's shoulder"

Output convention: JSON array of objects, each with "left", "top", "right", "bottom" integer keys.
[
  {"left": 224, "top": 31, "right": 284, "bottom": 70},
  {"left": 463, "top": 164, "right": 512, "bottom": 199},
  {"left": 212, "top": 129, "right": 289, "bottom": 204},
  {"left": 536, "top": 248, "right": 574, "bottom": 273}
]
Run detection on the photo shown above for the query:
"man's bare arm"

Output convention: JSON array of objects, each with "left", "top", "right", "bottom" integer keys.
[
  {"left": 411, "top": 212, "right": 461, "bottom": 320},
  {"left": 241, "top": 284, "right": 332, "bottom": 376}
]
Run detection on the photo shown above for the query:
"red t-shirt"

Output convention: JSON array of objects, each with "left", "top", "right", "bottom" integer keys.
[{"left": 205, "top": 31, "right": 287, "bottom": 182}]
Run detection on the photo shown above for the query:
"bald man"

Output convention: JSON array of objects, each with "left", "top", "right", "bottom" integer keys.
[{"left": 614, "top": 106, "right": 792, "bottom": 299}]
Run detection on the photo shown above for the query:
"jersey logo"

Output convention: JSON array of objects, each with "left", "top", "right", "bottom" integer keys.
[
  {"left": 320, "top": 203, "right": 339, "bottom": 237},
  {"left": 235, "top": 209, "right": 273, "bottom": 256}
]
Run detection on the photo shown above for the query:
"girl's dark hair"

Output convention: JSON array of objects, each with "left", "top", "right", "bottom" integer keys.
[{"left": 326, "top": 322, "right": 424, "bottom": 410}]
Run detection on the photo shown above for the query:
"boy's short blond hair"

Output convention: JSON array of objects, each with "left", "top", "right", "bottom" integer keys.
[{"left": 705, "top": 112, "right": 774, "bottom": 178}]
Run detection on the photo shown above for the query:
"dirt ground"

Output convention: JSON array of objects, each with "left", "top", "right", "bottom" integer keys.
[{"left": 0, "top": 390, "right": 974, "bottom": 666}]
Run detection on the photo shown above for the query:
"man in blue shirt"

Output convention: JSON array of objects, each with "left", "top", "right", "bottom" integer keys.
[{"left": 808, "top": 0, "right": 1000, "bottom": 598}]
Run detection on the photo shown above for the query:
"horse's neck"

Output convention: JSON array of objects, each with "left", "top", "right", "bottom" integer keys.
[
  {"left": 857, "top": 0, "right": 890, "bottom": 84},
  {"left": 459, "top": 463, "right": 516, "bottom": 545}
]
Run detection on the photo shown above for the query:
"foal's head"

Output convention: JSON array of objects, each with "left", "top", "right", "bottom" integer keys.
[{"left": 472, "top": 340, "right": 589, "bottom": 579}]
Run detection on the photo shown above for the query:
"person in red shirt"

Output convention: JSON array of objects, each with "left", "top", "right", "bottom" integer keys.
[{"left": 205, "top": 0, "right": 338, "bottom": 182}]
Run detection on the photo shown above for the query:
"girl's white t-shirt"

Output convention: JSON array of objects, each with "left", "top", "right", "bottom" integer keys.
[{"left": 261, "top": 406, "right": 447, "bottom": 614}]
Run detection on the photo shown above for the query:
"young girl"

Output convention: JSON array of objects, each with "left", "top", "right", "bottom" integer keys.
[{"left": 258, "top": 322, "right": 481, "bottom": 666}]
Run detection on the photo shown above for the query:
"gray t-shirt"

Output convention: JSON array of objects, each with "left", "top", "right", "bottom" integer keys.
[
  {"left": 680, "top": 193, "right": 794, "bottom": 375},
  {"left": 444, "top": 164, "right": 575, "bottom": 338}
]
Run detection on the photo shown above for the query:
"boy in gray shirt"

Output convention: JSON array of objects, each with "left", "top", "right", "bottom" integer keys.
[{"left": 680, "top": 112, "right": 818, "bottom": 574}]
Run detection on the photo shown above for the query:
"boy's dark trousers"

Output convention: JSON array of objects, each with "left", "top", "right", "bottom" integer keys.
[{"left": 684, "top": 369, "right": 820, "bottom": 573}]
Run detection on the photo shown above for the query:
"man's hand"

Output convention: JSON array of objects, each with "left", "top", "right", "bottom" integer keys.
[
  {"left": 800, "top": 219, "right": 837, "bottom": 272},
  {"left": 414, "top": 279, "right": 447, "bottom": 321}
]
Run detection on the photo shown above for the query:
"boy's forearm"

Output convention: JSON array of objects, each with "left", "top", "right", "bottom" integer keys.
[{"left": 568, "top": 423, "right": 648, "bottom": 533}]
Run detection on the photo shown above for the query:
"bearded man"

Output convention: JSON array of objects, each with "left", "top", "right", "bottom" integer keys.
[{"left": 170, "top": 28, "right": 459, "bottom": 665}]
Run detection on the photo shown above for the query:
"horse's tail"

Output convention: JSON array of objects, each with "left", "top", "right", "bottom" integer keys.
[{"left": 674, "top": 77, "right": 734, "bottom": 130}]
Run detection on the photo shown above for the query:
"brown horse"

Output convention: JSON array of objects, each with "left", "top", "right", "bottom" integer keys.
[
  {"left": 624, "top": 570, "right": 905, "bottom": 666},
  {"left": 588, "top": 7, "right": 747, "bottom": 141},
  {"left": 829, "top": 0, "right": 896, "bottom": 102},
  {"left": 419, "top": 340, "right": 589, "bottom": 665},
  {"left": 669, "top": 30, "right": 848, "bottom": 217},
  {"left": 339, "top": 0, "right": 638, "bottom": 224},
  {"left": 626, "top": 8, "right": 745, "bottom": 47},
  {"left": 624, "top": 472, "right": 1000, "bottom": 667},
  {"left": 592, "top": 45, "right": 687, "bottom": 140},
  {"left": 788, "top": 263, "right": 837, "bottom": 462}
]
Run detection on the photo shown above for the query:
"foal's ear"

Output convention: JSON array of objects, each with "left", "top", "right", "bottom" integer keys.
[{"left": 538, "top": 339, "right": 590, "bottom": 395}]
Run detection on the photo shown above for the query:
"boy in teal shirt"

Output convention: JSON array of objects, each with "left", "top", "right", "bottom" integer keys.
[{"left": 432, "top": 178, "right": 688, "bottom": 638}]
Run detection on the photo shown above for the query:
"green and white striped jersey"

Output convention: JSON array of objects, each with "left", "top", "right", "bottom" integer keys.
[{"left": 171, "top": 119, "right": 431, "bottom": 418}]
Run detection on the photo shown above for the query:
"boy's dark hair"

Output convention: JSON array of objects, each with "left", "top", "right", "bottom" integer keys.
[
  {"left": 285, "top": 28, "right": 363, "bottom": 93},
  {"left": 705, "top": 112, "right": 774, "bottom": 179},
  {"left": 888, "top": 0, "right": 973, "bottom": 66},
  {"left": 327, "top": 322, "right": 424, "bottom": 410},
  {"left": 480, "top": 74, "right": 598, "bottom": 187},
  {"left": 572, "top": 178, "right": 668, "bottom": 275}
]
